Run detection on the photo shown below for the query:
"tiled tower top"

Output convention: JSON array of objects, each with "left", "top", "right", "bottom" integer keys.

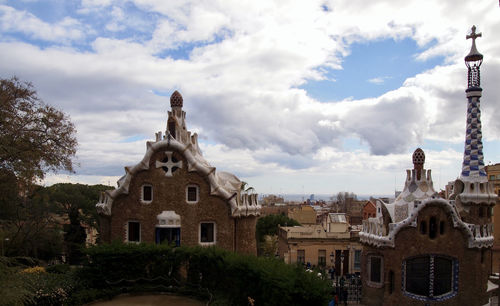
[{"left": 460, "top": 26, "right": 486, "bottom": 181}]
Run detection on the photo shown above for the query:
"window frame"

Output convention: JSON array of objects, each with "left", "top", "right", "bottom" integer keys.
[
  {"left": 127, "top": 221, "right": 141, "bottom": 243},
  {"left": 354, "top": 250, "right": 362, "bottom": 270},
  {"left": 402, "top": 254, "right": 458, "bottom": 301},
  {"left": 141, "top": 184, "right": 153, "bottom": 203},
  {"left": 318, "top": 249, "right": 326, "bottom": 267},
  {"left": 186, "top": 184, "right": 199, "bottom": 204},
  {"left": 367, "top": 254, "right": 384, "bottom": 288},
  {"left": 199, "top": 222, "right": 216, "bottom": 246},
  {"left": 297, "top": 249, "right": 305, "bottom": 264}
]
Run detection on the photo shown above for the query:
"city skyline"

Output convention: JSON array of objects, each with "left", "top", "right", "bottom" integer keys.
[{"left": 1, "top": 1, "right": 500, "bottom": 195}]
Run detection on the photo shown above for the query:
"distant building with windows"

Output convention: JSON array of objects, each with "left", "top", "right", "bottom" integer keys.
[
  {"left": 359, "top": 28, "right": 497, "bottom": 305},
  {"left": 96, "top": 91, "right": 261, "bottom": 254},
  {"left": 485, "top": 163, "right": 500, "bottom": 272},
  {"left": 277, "top": 213, "right": 362, "bottom": 276}
]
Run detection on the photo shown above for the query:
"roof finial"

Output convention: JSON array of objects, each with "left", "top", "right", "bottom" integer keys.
[
  {"left": 170, "top": 90, "right": 183, "bottom": 108},
  {"left": 465, "top": 25, "right": 483, "bottom": 64}
]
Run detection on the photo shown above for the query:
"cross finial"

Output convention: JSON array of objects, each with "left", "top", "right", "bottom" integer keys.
[{"left": 466, "top": 25, "right": 482, "bottom": 42}]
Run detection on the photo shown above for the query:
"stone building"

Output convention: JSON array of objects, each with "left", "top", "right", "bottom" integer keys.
[
  {"left": 278, "top": 213, "right": 362, "bottom": 276},
  {"left": 359, "top": 26, "right": 497, "bottom": 305},
  {"left": 288, "top": 205, "right": 317, "bottom": 225},
  {"left": 485, "top": 163, "right": 500, "bottom": 272},
  {"left": 96, "top": 91, "right": 261, "bottom": 254},
  {"left": 363, "top": 200, "right": 376, "bottom": 220}
]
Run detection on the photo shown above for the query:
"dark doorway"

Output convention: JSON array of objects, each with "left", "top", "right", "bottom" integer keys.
[{"left": 155, "top": 227, "right": 180, "bottom": 246}]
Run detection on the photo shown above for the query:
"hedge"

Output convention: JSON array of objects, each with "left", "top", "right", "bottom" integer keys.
[{"left": 80, "top": 242, "right": 331, "bottom": 306}]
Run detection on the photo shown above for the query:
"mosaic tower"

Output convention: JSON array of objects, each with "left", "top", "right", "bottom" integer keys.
[{"left": 460, "top": 25, "right": 486, "bottom": 180}]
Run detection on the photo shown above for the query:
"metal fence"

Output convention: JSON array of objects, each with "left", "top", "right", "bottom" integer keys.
[{"left": 332, "top": 278, "right": 362, "bottom": 304}]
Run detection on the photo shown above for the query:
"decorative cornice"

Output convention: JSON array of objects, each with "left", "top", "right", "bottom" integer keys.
[
  {"left": 96, "top": 136, "right": 261, "bottom": 217},
  {"left": 360, "top": 198, "right": 493, "bottom": 249}
]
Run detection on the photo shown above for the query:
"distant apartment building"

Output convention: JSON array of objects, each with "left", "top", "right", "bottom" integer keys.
[
  {"left": 486, "top": 163, "right": 500, "bottom": 273},
  {"left": 278, "top": 213, "right": 362, "bottom": 276},
  {"left": 288, "top": 205, "right": 317, "bottom": 225}
]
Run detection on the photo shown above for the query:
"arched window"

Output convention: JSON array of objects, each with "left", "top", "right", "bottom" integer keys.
[
  {"left": 403, "top": 255, "right": 457, "bottom": 301},
  {"left": 429, "top": 217, "right": 437, "bottom": 239}
]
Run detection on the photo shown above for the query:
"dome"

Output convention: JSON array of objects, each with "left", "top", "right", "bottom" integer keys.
[
  {"left": 412, "top": 148, "right": 425, "bottom": 166},
  {"left": 170, "top": 90, "right": 183, "bottom": 108}
]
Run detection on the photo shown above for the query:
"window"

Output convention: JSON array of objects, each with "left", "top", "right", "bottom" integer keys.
[
  {"left": 429, "top": 217, "right": 437, "bottom": 239},
  {"left": 420, "top": 221, "right": 427, "bottom": 235},
  {"left": 404, "top": 255, "right": 457, "bottom": 301},
  {"left": 354, "top": 250, "right": 361, "bottom": 270},
  {"left": 199, "top": 222, "right": 215, "bottom": 245},
  {"left": 127, "top": 221, "right": 140, "bottom": 242},
  {"left": 389, "top": 270, "right": 395, "bottom": 294},
  {"left": 479, "top": 206, "right": 484, "bottom": 218},
  {"left": 297, "top": 250, "right": 305, "bottom": 264},
  {"left": 186, "top": 185, "right": 199, "bottom": 203},
  {"left": 168, "top": 121, "right": 176, "bottom": 139},
  {"left": 367, "top": 255, "right": 383, "bottom": 287},
  {"left": 318, "top": 250, "right": 326, "bottom": 267},
  {"left": 490, "top": 175, "right": 495, "bottom": 180},
  {"left": 142, "top": 184, "right": 153, "bottom": 203},
  {"left": 439, "top": 221, "right": 445, "bottom": 235}
]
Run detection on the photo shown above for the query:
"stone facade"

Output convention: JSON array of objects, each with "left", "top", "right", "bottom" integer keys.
[
  {"left": 96, "top": 91, "right": 261, "bottom": 255},
  {"left": 278, "top": 224, "right": 362, "bottom": 276}
]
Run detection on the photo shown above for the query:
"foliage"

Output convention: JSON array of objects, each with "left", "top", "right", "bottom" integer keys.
[
  {"left": 256, "top": 214, "right": 300, "bottom": 243},
  {"left": 2, "top": 186, "right": 64, "bottom": 259},
  {"left": 258, "top": 235, "right": 278, "bottom": 257},
  {"left": 0, "top": 77, "right": 77, "bottom": 185},
  {"left": 80, "top": 242, "right": 330, "bottom": 306},
  {"left": 46, "top": 264, "right": 71, "bottom": 274},
  {"left": 20, "top": 266, "right": 76, "bottom": 306},
  {"left": 0, "top": 257, "right": 35, "bottom": 306}
]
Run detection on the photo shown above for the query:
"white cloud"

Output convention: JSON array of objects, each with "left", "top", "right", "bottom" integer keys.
[
  {"left": 1, "top": 0, "right": 500, "bottom": 195},
  {"left": 0, "top": 5, "right": 86, "bottom": 42}
]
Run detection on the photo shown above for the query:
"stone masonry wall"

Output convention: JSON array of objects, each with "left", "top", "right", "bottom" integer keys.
[
  {"left": 106, "top": 149, "right": 257, "bottom": 253},
  {"left": 362, "top": 205, "right": 491, "bottom": 306}
]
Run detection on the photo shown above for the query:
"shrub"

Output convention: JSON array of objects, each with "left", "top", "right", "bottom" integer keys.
[
  {"left": 81, "top": 242, "right": 331, "bottom": 306},
  {"left": 46, "top": 264, "right": 71, "bottom": 274}
]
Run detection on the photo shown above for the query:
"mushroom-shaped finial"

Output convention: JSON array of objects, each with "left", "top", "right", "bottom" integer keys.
[
  {"left": 170, "top": 90, "right": 183, "bottom": 108},
  {"left": 412, "top": 148, "right": 425, "bottom": 168}
]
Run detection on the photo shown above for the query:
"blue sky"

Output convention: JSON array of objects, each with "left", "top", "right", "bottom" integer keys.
[
  {"left": 1, "top": 0, "right": 500, "bottom": 196},
  {"left": 301, "top": 38, "right": 445, "bottom": 101}
]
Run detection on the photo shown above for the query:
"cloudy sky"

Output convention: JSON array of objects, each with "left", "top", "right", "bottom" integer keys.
[{"left": 1, "top": 0, "right": 499, "bottom": 197}]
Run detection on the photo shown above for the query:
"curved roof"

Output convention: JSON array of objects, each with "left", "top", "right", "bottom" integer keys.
[{"left": 96, "top": 135, "right": 260, "bottom": 218}]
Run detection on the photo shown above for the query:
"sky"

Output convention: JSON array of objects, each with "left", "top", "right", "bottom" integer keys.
[{"left": 1, "top": 0, "right": 500, "bottom": 197}]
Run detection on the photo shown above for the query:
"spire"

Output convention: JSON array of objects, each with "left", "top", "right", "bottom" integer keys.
[
  {"left": 465, "top": 25, "right": 483, "bottom": 90},
  {"left": 460, "top": 26, "right": 486, "bottom": 181}
]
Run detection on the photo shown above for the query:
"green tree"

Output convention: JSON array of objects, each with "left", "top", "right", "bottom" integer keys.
[
  {"left": 0, "top": 77, "right": 77, "bottom": 186},
  {"left": 256, "top": 214, "right": 301, "bottom": 242},
  {"left": 0, "top": 77, "right": 77, "bottom": 260},
  {"left": 256, "top": 214, "right": 300, "bottom": 256},
  {"left": 43, "top": 183, "right": 110, "bottom": 263}
]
